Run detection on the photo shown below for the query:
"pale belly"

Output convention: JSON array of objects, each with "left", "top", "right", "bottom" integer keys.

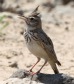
[{"left": 26, "top": 40, "right": 48, "bottom": 60}]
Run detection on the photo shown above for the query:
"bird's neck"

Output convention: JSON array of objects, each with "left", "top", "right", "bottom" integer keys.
[
  {"left": 26, "top": 27, "right": 42, "bottom": 33},
  {"left": 26, "top": 25, "right": 42, "bottom": 32},
  {"left": 27, "top": 26, "right": 37, "bottom": 31}
]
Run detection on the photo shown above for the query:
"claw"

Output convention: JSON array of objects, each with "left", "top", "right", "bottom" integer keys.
[{"left": 31, "top": 71, "right": 40, "bottom": 75}]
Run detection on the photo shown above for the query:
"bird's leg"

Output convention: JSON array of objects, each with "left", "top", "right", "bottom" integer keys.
[
  {"left": 36, "top": 60, "right": 47, "bottom": 73},
  {"left": 29, "top": 57, "right": 40, "bottom": 72},
  {"left": 31, "top": 60, "right": 47, "bottom": 75}
]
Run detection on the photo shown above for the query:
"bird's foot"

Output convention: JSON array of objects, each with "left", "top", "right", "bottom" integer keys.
[
  {"left": 28, "top": 70, "right": 40, "bottom": 75},
  {"left": 31, "top": 71, "right": 40, "bottom": 75},
  {"left": 28, "top": 69, "right": 35, "bottom": 75}
]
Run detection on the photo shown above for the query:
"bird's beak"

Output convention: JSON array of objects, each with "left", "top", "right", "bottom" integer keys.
[{"left": 19, "top": 15, "right": 28, "bottom": 22}]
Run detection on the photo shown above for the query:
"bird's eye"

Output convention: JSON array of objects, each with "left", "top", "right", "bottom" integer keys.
[{"left": 30, "top": 17, "right": 35, "bottom": 21}]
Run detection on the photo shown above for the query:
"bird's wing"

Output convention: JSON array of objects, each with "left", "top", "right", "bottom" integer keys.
[{"left": 35, "top": 30, "right": 58, "bottom": 63}]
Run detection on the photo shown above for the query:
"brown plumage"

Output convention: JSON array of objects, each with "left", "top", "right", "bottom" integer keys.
[{"left": 21, "top": 6, "right": 61, "bottom": 74}]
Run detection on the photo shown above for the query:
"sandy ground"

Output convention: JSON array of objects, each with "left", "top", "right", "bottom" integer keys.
[{"left": 0, "top": 0, "right": 74, "bottom": 81}]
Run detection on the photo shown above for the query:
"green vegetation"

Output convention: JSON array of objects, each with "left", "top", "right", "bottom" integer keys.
[{"left": 0, "top": 15, "right": 9, "bottom": 32}]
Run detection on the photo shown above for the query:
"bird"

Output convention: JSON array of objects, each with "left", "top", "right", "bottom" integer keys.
[{"left": 20, "top": 6, "right": 61, "bottom": 74}]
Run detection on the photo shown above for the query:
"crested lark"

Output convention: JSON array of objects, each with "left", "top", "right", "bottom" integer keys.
[{"left": 21, "top": 6, "right": 61, "bottom": 74}]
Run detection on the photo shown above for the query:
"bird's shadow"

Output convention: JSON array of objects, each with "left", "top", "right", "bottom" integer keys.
[
  {"left": 37, "top": 73, "right": 63, "bottom": 84},
  {"left": 10, "top": 69, "right": 73, "bottom": 84}
]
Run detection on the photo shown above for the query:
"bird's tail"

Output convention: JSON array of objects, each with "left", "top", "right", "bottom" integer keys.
[
  {"left": 49, "top": 61, "right": 60, "bottom": 74},
  {"left": 56, "top": 60, "right": 61, "bottom": 66}
]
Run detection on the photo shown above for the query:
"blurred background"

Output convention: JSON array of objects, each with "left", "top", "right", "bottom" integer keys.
[{"left": 0, "top": 0, "right": 74, "bottom": 81}]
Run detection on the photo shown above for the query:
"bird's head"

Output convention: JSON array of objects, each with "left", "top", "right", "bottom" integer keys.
[{"left": 20, "top": 6, "right": 42, "bottom": 30}]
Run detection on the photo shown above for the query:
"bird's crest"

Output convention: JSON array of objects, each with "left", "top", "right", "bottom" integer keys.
[{"left": 30, "top": 6, "right": 40, "bottom": 17}]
